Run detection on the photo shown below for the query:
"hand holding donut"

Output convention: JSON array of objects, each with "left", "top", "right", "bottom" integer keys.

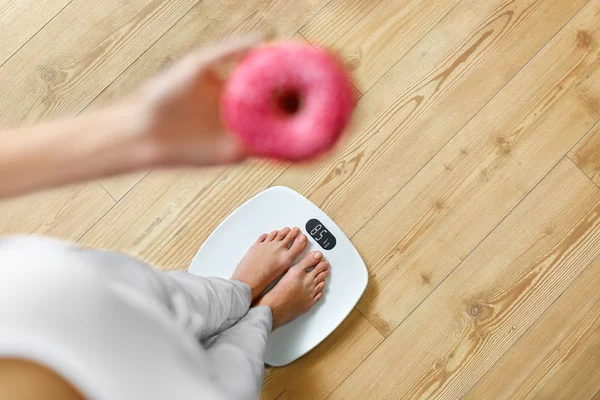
[
  {"left": 0, "top": 35, "right": 355, "bottom": 199},
  {"left": 136, "top": 35, "right": 261, "bottom": 167},
  {"left": 135, "top": 35, "right": 355, "bottom": 166}
]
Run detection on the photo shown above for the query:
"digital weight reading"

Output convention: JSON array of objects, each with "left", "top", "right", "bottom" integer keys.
[{"left": 306, "top": 219, "right": 337, "bottom": 250}]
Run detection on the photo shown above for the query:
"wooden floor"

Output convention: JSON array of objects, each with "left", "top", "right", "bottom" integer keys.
[{"left": 1, "top": 0, "right": 600, "bottom": 398}]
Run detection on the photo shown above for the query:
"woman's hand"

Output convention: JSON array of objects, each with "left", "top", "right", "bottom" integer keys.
[
  {"left": 0, "top": 36, "right": 263, "bottom": 199},
  {"left": 135, "top": 35, "right": 262, "bottom": 167}
]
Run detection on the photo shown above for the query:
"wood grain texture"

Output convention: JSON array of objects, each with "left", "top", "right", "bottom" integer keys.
[
  {"left": 301, "top": 0, "right": 461, "bottom": 91},
  {"left": 0, "top": 0, "right": 71, "bottom": 66},
  {"left": 570, "top": 124, "right": 600, "bottom": 187},
  {"left": 465, "top": 254, "right": 600, "bottom": 400},
  {"left": 348, "top": 0, "right": 600, "bottom": 336},
  {"left": 0, "top": 0, "right": 198, "bottom": 126},
  {"left": 330, "top": 158, "right": 600, "bottom": 399},
  {"left": 261, "top": 309, "right": 383, "bottom": 400},
  {"left": 0, "top": 182, "right": 114, "bottom": 239},
  {"left": 276, "top": 0, "right": 588, "bottom": 239}
]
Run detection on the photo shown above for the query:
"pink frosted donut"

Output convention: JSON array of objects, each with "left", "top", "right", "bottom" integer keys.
[{"left": 221, "top": 42, "right": 355, "bottom": 161}]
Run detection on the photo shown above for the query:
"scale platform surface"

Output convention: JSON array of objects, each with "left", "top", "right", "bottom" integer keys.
[{"left": 189, "top": 186, "right": 368, "bottom": 366}]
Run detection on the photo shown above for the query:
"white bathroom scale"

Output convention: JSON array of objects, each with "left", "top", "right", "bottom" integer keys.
[{"left": 189, "top": 186, "right": 368, "bottom": 366}]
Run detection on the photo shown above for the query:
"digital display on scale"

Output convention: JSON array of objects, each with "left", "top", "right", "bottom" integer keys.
[{"left": 306, "top": 218, "right": 337, "bottom": 250}]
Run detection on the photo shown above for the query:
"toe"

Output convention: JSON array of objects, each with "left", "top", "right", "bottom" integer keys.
[
  {"left": 276, "top": 227, "right": 291, "bottom": 240},
  {"left": 267, "top": 230, "right": 278, "bottom": 241},
  {"left": 288, "top": 232, "right": 307, "bottom": 256},
  {"left": 315, "top": 269, "right": 329, "bottom": 284},
  {"left": 314, "top": 281, "right": 325, "bottom": 295},
  {"left": 283, "top": 227, "right": 300, "bottom": 245},
  {"left": 313, "top": 292, "right": 323, "bottom": 303},
  {"left": 257, "top": 233, "right": 268, "bottom": 243},
  {"left": 310, "top": 261, "right": 329, "bottom": 278},
  {"left": 293, "top": 251, "right": 322, "bottom": 271}
]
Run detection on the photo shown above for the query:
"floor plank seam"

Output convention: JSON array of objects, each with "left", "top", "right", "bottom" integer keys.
[
  {"left": 71, "top": 200, "right": 120, "bottom": 248},
  {"left": 462, "top": 250, "right": 600, "bottom": 398},
  {"left": 591, "top": 387, "right": 600, "bottom": 400},
  {"left": 96, "top": 181, "right": 117, "bottom": 202},
  {"left": 82, "top": 170, "right": 151, "bottom": 245},
  {"left": 567, "top": 154, "right": 600, "bottom": 190},
  {"left": 112, "top": 170, "right": 152, "bottom": 202},
  {"left": 353, "top": 306, "right": 385, "bottom": 339},
  {"left": 0, "top": 0, "right": 74, "bottom": 70}
]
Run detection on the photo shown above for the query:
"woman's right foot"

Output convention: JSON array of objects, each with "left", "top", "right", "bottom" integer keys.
[
  {"left": 256, "top": 251, "right": 329, "bottom": 330},
  {"left": 231, "top": 227, "right": 307, "bottom": 301}
]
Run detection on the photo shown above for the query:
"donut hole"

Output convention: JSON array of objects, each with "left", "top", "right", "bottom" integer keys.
[{"left": 276, "top": 89, "right": 302, "bottom": 115}]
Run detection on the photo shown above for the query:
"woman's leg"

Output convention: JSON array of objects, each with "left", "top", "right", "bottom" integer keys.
[
  {"left": 203, "top": 252, "right": 331, "bottom": 400},
  {"left": 74, "top": 226, "right": 308, "bottom": 343},
  {"left": 203, "top": 307, "right": 273, "bottom": 400},
  {"left": 74, "top": 249, "right": 252, "bottom": 343}
]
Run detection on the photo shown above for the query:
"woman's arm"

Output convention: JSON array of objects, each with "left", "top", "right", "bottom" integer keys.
[
  {"left": 0, "top": 36, "right": 259, "bottom": 199},
  {"left": 0, "top": 103, "right": 152, "bottom": 198}
]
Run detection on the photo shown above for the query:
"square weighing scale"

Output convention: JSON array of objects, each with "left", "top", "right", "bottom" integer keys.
[{"left": 189, "top": 186, "right": 368, "bottom": 366}]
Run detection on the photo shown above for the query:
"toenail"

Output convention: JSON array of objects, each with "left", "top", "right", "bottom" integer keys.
[
  {"left": 299, "top": 235, "right": 306, "bottom": 243},
  {"left": 313, "top": 252, "right": 322, "bottom": 259}
]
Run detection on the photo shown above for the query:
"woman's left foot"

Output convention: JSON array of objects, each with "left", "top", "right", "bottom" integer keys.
[{"left": 231, "top": 227, "right": 307, "bottom": 301}]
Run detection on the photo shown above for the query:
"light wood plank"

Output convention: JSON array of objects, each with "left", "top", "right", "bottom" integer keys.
[
  {"left": 330, "top": 158, "right": 600, "bottom": 399},
  {"left": 344, "top": 0, "right": 600, "bottom": 336},
  {"left": 465, "top": 254, "right": 600, "bottom": 399},
  {"left": 0, "top": 0, "right": 198, "bottom": 127},
  {"left": 570, "top": 124, "right": 600, "bottom": 187},
  {"left": 0, "top": 182, "right": 114, "bottom": 240},
  {"left": 0, "top": 0, "right": 71, "bottom": 66},
  {"left": 275, "top": 0, "right": 588, "bottom": 238},
  {"left": 300, "top": 0, "right": 460, "bottom": 91},
  {"left": 261, "top": 309, "right": 383, "bottom": 400}
]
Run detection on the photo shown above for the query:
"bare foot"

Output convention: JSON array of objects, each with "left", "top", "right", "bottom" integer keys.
[
  {"left": 231, "top": 227, "right": 307, "bottom": 301},
  {"left": 256, "top": 251, "right": 329, "bottom": 330}
]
